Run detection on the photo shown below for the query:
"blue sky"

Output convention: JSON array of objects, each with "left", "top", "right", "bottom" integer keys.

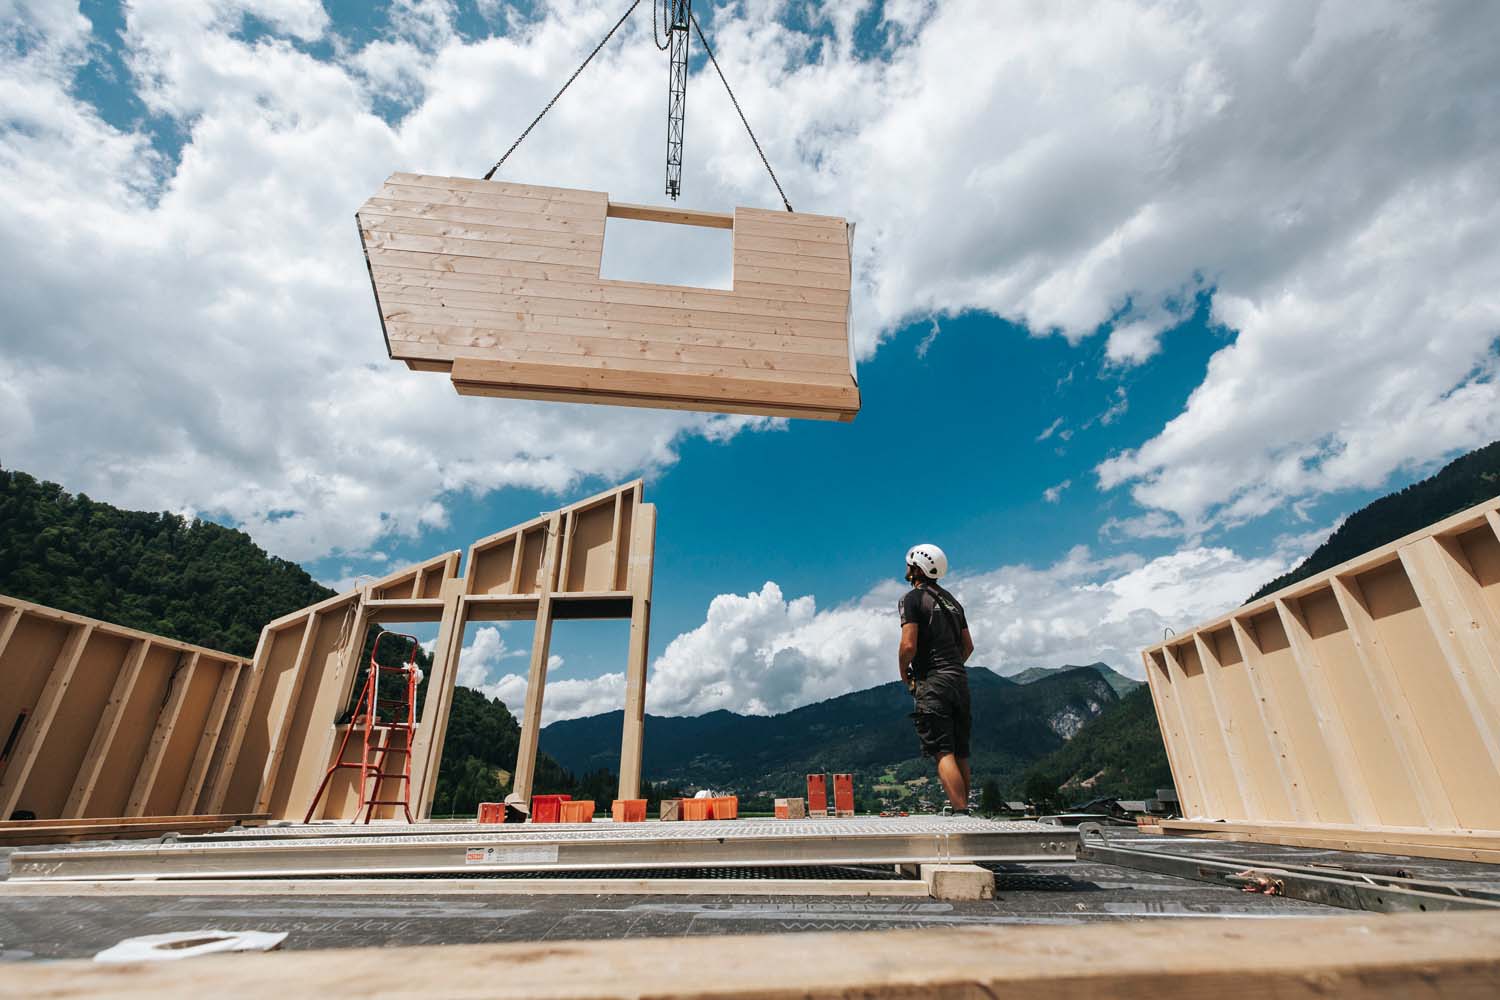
[{"left": 4, "top": 1, "right": 1498, "bottom": 720}]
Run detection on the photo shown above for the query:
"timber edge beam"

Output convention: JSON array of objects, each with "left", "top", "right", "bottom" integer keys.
[
  {"left": 1140, "top": 491, "right": 1500, "bottom": 856},
  {"left": 7, "top": 912, "right": 1500, "bottom": 998}
]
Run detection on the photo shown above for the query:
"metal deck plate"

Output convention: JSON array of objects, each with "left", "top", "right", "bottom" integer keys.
[{"left": 8, "top": 818, "right": 1075, "bottom": 882}]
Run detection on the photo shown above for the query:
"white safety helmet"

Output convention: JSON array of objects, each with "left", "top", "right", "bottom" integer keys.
[{"left": 906, "top": 543, "right": 948, "bottom": 580}]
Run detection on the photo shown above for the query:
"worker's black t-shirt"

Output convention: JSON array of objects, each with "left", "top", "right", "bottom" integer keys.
[{"left": 899, "top": 583, "right": 968, "bottom": 681}]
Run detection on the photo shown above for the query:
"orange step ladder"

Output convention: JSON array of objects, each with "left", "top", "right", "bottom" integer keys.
[{"left": 303, "top": 631, "right": 422, "bottom": 823}]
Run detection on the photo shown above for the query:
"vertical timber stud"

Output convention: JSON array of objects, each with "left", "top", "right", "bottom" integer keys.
[
  {"left": 1398, "top": 537, "right": 1500, "bottom": 781},
  {"left": 126, "top": 651, "right": 201, "bottom": 817},
  {"left": 1229, "top": 617, "right": 1314, "bottom": 823},
  {"left": 254, "top": 612, "right": 321, "bottom": 814},
  {"left": 302, "top": 596, "right": 373, "bottom": 821},
  {"left": 1193, "top": 634, "right": 1261, "bottom": 820},
  {"left": 413, "top": 577, "right": 468, "bottom": 819},
  {"left": 1329, "top": 574, "right": 1459, "bottom": 829},
  {"left": 0, "top": 605, "right": 21, "bottom": 662},
  {"left": 63, "top": 638, "right": 150, "bottom": 818},
  {"left": 512, "top": 511, "right": 563, "bottom": 804},
  {"left": 1141, "top": 650, "right": 1199, "bottom": 815},
  {"left": 1160, "top": 644, "right": 1217, "bottom": 819},
  {"left": 618, "top": 497, "right": 657, "bottom": 800},
  {"left": 203, "top": 630, "right": 272, "bottom": 814},
  {"left": 176, "top": 660, "right": 240, "bottom": 814},
  {"left": 0, "top": 622, "right": 93, "bottom": 820},
  {"left": 1274, "top": 597, "right": 1379, "bottom": 826}
]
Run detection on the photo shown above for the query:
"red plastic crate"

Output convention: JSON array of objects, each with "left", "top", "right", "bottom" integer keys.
[
  {"left": 806, "top": 774, "right": 828, "bottom": 816},
  {"left": 530, "top": 793, "right": 571, "bottom": 824},
  {"left": 558, "top": 799, "right": 595, "bottom": 823},
  {"left": 477, "top": 801, "right": 503, "bottom": 824},
  {"left": 833, "top": 773, "right": 855, "bottom": 816},
  {"left": 611, "top": 799, "right": 647, "bottom": 823}
]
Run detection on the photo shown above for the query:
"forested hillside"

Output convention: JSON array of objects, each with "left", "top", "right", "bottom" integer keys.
[
  {"left": 1251, "top": 439, "right": 1500, "bottom": 600},
  {"left": 1015, "top": 684, "right": 1172, "bottom": 806},
  {"left": 0, "top": 468, "right": 333, "bottom": 657}
]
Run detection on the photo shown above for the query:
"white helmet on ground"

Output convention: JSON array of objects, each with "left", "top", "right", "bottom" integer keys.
[{"left": 906, "top": 543, "right": 948, "bottom": 580}]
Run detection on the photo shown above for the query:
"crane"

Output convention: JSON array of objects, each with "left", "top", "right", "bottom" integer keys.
[{"left": 482, "top": 0, "right": 792, "bottom": 211}]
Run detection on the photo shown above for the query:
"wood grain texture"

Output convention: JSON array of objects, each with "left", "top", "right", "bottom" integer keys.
[
  {"left": 358, "top": 174, "right": 858, "bottom": 421},
  {"left": 7, "top": 912, "right": 1500, "bottom": 998},
  {"left": 1144, "top": 493, "right": 1500, "bottom": 856}
]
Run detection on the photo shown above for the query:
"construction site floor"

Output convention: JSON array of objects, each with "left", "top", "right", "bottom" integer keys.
[
  {"left": 4, "top": 825, "right": 1498, "bottom": 961},
  {"left": 0, "top": 829, "right": 1370, "bottom": 961}
]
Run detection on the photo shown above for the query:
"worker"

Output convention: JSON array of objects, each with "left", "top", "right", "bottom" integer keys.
[{"left": 897, "top": 543, "right": 976, "bottom": 814}]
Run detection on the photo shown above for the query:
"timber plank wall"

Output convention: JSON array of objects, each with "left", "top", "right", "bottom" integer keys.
[
  {"left": 1143, "top": 493, "right": 1500, "bottom": 862},
  {"left": 358, "top": 173, "right": 861, "bottom": 421}
]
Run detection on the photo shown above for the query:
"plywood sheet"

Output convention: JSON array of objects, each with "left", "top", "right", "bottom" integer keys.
[
  {"left": 1142, "top": 493, "right": 1500, "bottom": 856},
  {"left": 358, "top": 174, "right": 860, "bottom": 421}
]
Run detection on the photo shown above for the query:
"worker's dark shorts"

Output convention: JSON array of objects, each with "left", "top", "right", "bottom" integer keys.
[{"left": 910, "top": 673, "right": 971, "bottom": 759}]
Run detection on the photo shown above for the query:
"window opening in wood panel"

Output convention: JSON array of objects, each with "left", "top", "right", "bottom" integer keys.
[{"left": 601, "top": 216, "right": 733, "bottom": 290}]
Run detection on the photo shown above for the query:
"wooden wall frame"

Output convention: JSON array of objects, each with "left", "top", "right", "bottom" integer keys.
[
  {"left": 357, "top": 173, "right": 861, "bottom": 422},
  {"left": 0, "top": 596, "right": 251, "bottom": 822},
  {"left": 213, "top": 479, "right": 657, "bottom": 821},
  {"left": 1, "top": 481, "right": 657, "bottom": 825},
  {"left": 1143, "top": 493, "right": 1500, "bottom": 861}
]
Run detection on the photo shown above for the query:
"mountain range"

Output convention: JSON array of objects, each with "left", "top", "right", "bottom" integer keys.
[{"left": 540, "top": 664, "right": 1120, "bottom": 805}]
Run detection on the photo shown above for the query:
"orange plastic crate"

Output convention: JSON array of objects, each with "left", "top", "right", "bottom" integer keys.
[
  {"left": 477, "top": 802, "right": 503, "bottom": 824},
  {"left": 833, "top": 773, "right": 855, "bottom": 816},
  {"left": 807, "top": 774, "right": 828, "bottom": 816},
  {"left": 774, "top": 798, "right": 789, "bottom": 819},
  {"left": 680, "top": 798, "right": 712, "bottom": 821},
  {"left": 558, "top": 799, "right": 595, "bottom": 823},
  {"left": 712, "top": 795, "right": 739, "bottom": 820},
  {"left": 530, "top": 793, "right": 571, "bottom": 824},
  {"left": 611, "top": 799, "right": 647, "bottom": 823}
]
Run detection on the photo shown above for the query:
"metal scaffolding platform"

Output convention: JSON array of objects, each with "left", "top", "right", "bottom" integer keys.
[{"left": 8, "top": 817, "right": 1074, "bottom": 882}]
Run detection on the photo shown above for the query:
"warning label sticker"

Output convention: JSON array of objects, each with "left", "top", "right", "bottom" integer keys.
[{"left": 463, "top": 845, "right": 560, "bottom": 865}]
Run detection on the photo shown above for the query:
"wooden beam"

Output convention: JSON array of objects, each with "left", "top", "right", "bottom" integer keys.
[
  {"left": 618, "top": 502, "right": 656, "bottom": 800},
  {"left": 0, "top": 605, "right": 21, "bottom": 660},
  {"left": 176, "top": 660, "right": 240, "bottom": 814},
  {"left": 606, "top": 201, "right": 734, "bottom": 229},
  {"left": 253, "top": 613, "right": 322, "bottom": 814},
  {"left": 63, "top": 638, "right": 150, "bottom": 818},
  {"left": 1398, "top": 536, "right": 1500, "bottom": 775},
  {"left": 1159, "top": 644, "right": 1217, "bottom": 819},
  {"left": 0, "top": 623, "right": 93, "bottom": 820},
  {"left": 412, "top": 578, "right": 467, "bottom": 819},
  {"left": 125, "top": 651, "right": 201, "bottom": 817},
  {"left": 201, "top": 633, "right": 271, "bottom": 814},
  {"left": 511, "top": 511, "right": 562, "bottom": 804},
  {"left": 1328, "top": 574, "right": 1459, "bottom": 829},
  {"left": 1191, "top": 634, "right": 1260, "bottom": 819},
  {"left": 1274, "top": 597, "right": 1379, "bottom": 825},
  {"left": 7, "top": 912, "right": 1500, "bottom": 998},
  {"left": 1228, "top": 617, "right": 1314, "bottom": 823}
]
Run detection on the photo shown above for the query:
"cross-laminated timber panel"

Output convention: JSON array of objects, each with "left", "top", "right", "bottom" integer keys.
[
  {"left": 0, "top": 595, "right": 251, "bottom": 822},
  {"left": 1142, "top": 493, "right": 1500, "bottom": 861},
  {"left": 218, "top": 479, "right": 656, "bottom": 822},
  {"left": 357, "top": 174, "right": 861, "bottom": 421}
]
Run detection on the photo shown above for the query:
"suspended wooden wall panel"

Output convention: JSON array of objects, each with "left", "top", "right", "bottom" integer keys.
[
  {"left": 357, "top": 173, "right": 861, "bottom": 421},
  {"left": 0, "top": 596, "right": 251, "bottom": 823},
  {"left": 1143, "top": 493, "right": 1500, "bottom": 861}
]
